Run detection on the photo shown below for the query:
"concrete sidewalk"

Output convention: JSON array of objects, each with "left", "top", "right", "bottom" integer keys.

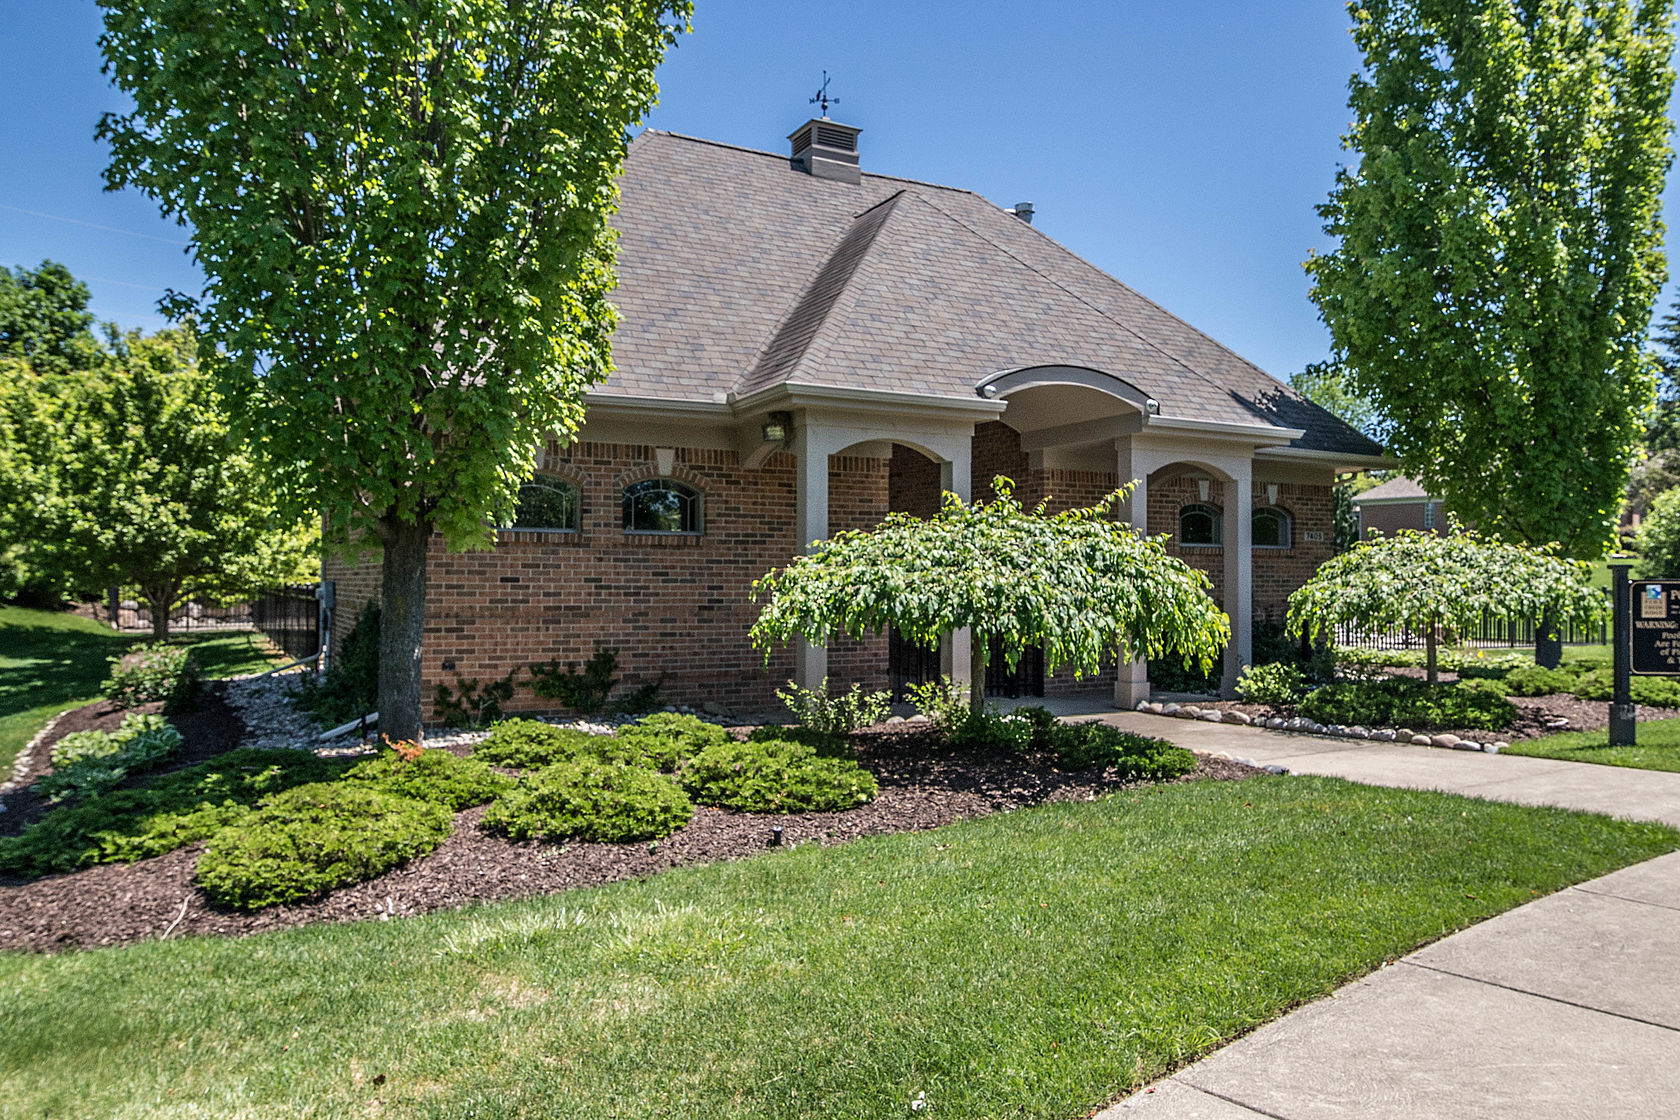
[{"left": 1078, "top": 710, "right": 1680, "bottom": 1118}]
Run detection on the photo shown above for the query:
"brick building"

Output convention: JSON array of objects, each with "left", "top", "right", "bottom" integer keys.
[
  {"left": 325, "top": 119, "right": 1388, "bottom": 717},
  {"left": 1351, "top": 476, "right": 1444, "bottom": 540}
]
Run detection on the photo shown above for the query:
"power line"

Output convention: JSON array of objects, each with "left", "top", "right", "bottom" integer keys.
[
  {"left": 0, "top": 262, "right": 174, "bottom": 293},
  {"left": 0, "top": 203, "right": 191, "bottom": 246}
]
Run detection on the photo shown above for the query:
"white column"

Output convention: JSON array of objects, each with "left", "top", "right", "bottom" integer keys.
[
  {"left": 1115, "top": 447, "right": 1151, "bottom": 708},
  {"left": 939, "top": 450, "right": 976, "bottom": 704},
  {"left": 1221, "top": 460, "right": 1254, "bottom": 695},
  {"left": 792, "top": 422, "right": 833, "bottom": 691}
]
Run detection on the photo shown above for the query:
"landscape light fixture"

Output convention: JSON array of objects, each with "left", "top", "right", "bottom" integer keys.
[{"left": 761, "top": 412, "right": 792, "bottom": 443}]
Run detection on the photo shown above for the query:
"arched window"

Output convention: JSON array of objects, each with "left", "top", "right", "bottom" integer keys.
[
  {"left": 1253, "top": 506, "right": 1292, "bottom": 549},
  {"left": 623, "top": 478, "right": 702, "bottom": 534},
  {"left": 505, "top": 477, "right": 580, "bottom": 532},
  {"left": 1179, "top": 503, "right": 1222, "bottom": 546}
]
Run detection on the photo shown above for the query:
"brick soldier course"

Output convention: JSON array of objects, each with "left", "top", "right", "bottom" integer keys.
[{"left": 325, "top": 118, "right": 1388, "bottom": 718}]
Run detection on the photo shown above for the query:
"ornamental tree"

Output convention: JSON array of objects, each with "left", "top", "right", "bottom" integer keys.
[
  {"left": 0, "top": 327, "right": 314, "bottom": 638},
  {"left": 750, "top": 480, "right": 1231, "bottom": 712},
  {"left": 1286, "top": 529, "right": 1606, "bottom": 685},
  {"left": 98, "top": 0, "right": 690, "bottom": 740},
  {"left": 1306, "top": 0, "right": 1673, "bottom": 654}
]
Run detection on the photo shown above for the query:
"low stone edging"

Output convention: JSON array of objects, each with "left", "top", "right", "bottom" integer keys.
[
  {"left": 0, "top": 708, "right": 72, "bottom": 809},
  {"left": 1131, "top": 700, "right": 1510, "bottom": 755}
]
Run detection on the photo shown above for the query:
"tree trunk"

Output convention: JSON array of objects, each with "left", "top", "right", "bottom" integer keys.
[
  {"left": 1535, "top": 610, "right": 1563, "bottom": 670},
  {"left": 379, "top": 515, "right": 431, "bottom": 743},
  {"left": 970, "top": 632, "right": 987, "bottom": 715},
  {"left": 141, "top": 581, "right": 178, "bottom": 641},
  {"left": 1425, "top": 616, "right": 1439, "bottom": 687}
]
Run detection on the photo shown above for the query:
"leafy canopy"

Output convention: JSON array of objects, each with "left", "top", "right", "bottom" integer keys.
[
  {"left": 1287, "top": 528, "right": 1607, "bottom": 647},
  {"left": 0, "top": 261, "right": 105, "bottom": 373},
  {"left": 97, "top": 0, "right": 691, "bottom": 545},
  {"left": 751, "top": 479, "right": 1231, "bottom": 681},
  {"left": 0, "top": 326, "right": 313, "bottom": 635},
  {"left": 1307, "top": 0, "right": 1674, "bottom": 558}
]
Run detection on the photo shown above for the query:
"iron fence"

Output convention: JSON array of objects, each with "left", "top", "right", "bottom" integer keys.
[
  {"left": 1333, "top": 609, "right": 1609, "bottom": 651},
  {"left": 95, "top": 584, "right": 321, "bottom": 661}
]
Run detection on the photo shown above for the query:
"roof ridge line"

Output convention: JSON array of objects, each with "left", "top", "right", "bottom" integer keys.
[
  {"left": 636, "top": 128, "right": 981, "bottom": 196},
  {"left": 733, "top": 191, "right": 907, "bottom": 397}
]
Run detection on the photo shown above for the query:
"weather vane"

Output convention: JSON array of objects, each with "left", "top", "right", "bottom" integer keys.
[{"left": 809, "top": 70, "right": 839, "bottom": 118}]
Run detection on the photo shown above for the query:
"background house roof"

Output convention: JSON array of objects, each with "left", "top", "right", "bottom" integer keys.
[
  {"left": 1352, "top": 476, "right": 1431, "bottom": 503},
  {"left": 605, "top": 129, "right": 1383, "bottom": 458}
]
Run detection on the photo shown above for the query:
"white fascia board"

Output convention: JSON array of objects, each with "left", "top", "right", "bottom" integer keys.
[
  {"left": 730, "top": 381, "right": 1007, "bottom": 421},
  {"left": 1255, "top": 446, "right": 1399, "bottom": 472},
  {"left": 1144, "top": 414, "right": 1304, "bottom": 445},
  {"left": 583, "top": 392, "right": 734, "bottom": 423}
]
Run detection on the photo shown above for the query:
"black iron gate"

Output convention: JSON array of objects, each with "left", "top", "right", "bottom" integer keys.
[
  {"left": 888, "top": 628, "right": 941, "bottom": 700},
  {"left": 985, "top": 636, "right": 1044, "bottom": 698}
]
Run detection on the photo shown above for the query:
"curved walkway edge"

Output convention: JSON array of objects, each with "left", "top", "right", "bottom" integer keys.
[{"left": 1086, "top": 711, "right": 1680, "bottom": 1119}]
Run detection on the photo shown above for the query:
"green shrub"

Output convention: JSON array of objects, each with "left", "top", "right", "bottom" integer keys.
[
  {"left": 34, "top": 713, "right": 183, "bottom": 803},
  {"left": 432, "top": 669, "right": 517, "bottom": 729},
  {"left": 197, "top": 783, "right": 452, "bottom": 910},
  {"left": 1235, "top": 663, "right": 1309, "bottom": 706},
  {"left": 1332, "top": 646, "right": 1391, "bottom": 681},
  {"left": 1504, "top": 664, "right": 1581, "bottom": 697},
  {"left": 613, "top": 675, "right": 666, "bottom": 716},
  {"left": 0, "top": 748, "right": 356, "bottom": 878},
  {"left": 1147, "top": 649, "right": 1219, "bottom": 693},
  {"left": 948, "top": 707, "right": 1038, "bottom": 753},
  {"left": 345, "top": 745, "right": 511, "bottom": 810},
  {"left": 1572, "top": 668, "right": 1680, "bottom": 707},
  {"left": 103, "top": 643, "right": 201, "bottom": 713},
  {"left": 681, "top": 738, "right": 878, "bottom": 813},
  {"left": 291, "top": 601, "right": 379, "bottom": 726},
  {"left": 776, "top": 678, "right": 891, "bottom": 734},
  {"left": 747, "top": 724, "right": 853, "bottom": 758},
  {"left": 1637, "top": 487, "right": 1680, "bottom": 579},
  {"left": 616, "top": 713, "right": 732, "bottom": 772},
  {"left": 529, "top": 646, "right": 619, "bottom": 714},
  {"left": 1052, "top": 724, "right": 1197, "bottom": 780},
  {"left": 473, "top": 719, "right": 607, "bottom": 769},
  {"left": 482, "top": 759, "right": 693, "bottom": 843},
  {"left": 1299, "top": 678, "right": 1517, "bottom": 731},
  {"left": 904, "top": 677, "right": 968, "bottom": 730},
  {"left": 1455, "top": 651, "right": 1535, "bottom": 679},
  {"left": 1457, "top": 677, "right": 1512, "bottom": 699}
]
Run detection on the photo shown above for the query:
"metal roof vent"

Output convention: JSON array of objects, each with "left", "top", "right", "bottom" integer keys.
[
  {"left": 788, "top": 117, "right": 862, "bottom": 184},
  {"left": 1007, "top": 202, "right": 1035, "bottom": 224}
]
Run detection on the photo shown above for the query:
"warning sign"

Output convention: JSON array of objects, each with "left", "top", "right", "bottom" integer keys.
[{"left": 1631, "top": 581, "right": 1680, "bottom": 676}]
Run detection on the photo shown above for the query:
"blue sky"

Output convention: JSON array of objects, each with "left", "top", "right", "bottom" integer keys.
[{"left": 2, "top": 1, "right": 1677, "bottom": 380}]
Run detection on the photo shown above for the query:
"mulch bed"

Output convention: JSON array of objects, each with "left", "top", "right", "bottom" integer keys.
[
  {"left": 0, "top": 684, "right": 246, "bottom": 839},
  {"left": 0, "top": 711, "right": 1259, "bottom": 954}
]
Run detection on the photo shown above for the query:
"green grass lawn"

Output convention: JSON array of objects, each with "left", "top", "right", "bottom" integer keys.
[
  {"left": 0, "top": 606, "right": 284, "bottom": 775},
  {"left": 1504, "top": 716, "right": 1680, "bottom": 773},
  {"left": 1, "top": 775, "right": 1672, "bottom": 1119}
]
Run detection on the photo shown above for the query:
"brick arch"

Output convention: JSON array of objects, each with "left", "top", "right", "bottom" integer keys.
[{"left": 613, "top": 461, "right": 711, "bottom": 493}]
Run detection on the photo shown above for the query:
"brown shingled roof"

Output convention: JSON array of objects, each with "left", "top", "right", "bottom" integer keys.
[{"left": 603, "top": 129, "right": 1384, "bottom": 458}]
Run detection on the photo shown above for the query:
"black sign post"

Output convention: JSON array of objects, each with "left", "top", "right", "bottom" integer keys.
[{"left": 1611, "top": 563, "right": 1635, "bottom": 746}]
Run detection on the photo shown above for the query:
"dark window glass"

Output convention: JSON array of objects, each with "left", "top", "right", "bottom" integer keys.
[
  {"left": 1179, "top": 503, "right": 1222, "bottom": 546},
  {"left": 623, "top": 479, "right": 701, "bottom": 533},
  {"left": 1253, "top": 507, "right": 1291, "bottom": 549},
  {"left": 506, "top": 479, "right": 579, "bottom": 531}
]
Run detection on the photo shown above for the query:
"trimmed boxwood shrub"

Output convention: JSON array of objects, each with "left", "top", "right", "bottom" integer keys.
[
  {"left": 196, "top": 784, "right": 452, "bottom": 910},
  {"left": 747, "top": 724, "right": 853, "bottom": 758},
  {"left": 1234, "top": 663, "right": 1310, "bottom": 706},
  {"left": 1298, "top": 678, "right": 1517, "bottom": 731},
  {"left": 1052, "top": 724, "right": 1196, "bottom": 779},
  {"left": 681, "top": 738, "right": 878, "bottom": 813},
  {"left": 1572, "top": 668, "right": 1680, "bottom": 707},
  {"left": 0, "top": 748, "right": 356, "bottom": 878},
  {"left": 1503, "top": 664, "right": 1582, "bottom": 697},
  {"left": 481, "top": 758, "right": 693, "bottom": 843},
  {"left": 473, "top": 719, "right": 607, "bottom": 769},
  {"left": 616, "top": 713, "right": 732, "bottom": 772},
  {"left": 103, "top": 643, "right": 201, "bottom": 714},
  {"left": 345, "top": 746, "right": 511, "bottom": 810}
]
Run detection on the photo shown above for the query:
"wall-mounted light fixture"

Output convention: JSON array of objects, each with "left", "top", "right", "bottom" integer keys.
[
  {"left": 761, "top": 411, "right": 792, "bottom": 443},
  {"left": 1266, "top": 483, "right": 1279, "bottom": 506},
  {"left": 1197, "top": 478, "right": 1211, "bottom": 502}
]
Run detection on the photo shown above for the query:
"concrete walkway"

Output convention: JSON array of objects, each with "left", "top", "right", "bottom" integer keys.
[{"left": 1072, "top": 708, "right": 1680, "bottom": 1118}]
